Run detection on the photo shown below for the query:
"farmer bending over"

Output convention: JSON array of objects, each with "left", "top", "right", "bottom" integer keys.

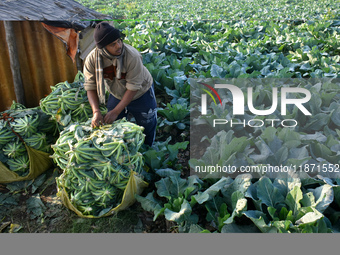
[{"left": 83, "top": 22, "right": 157, "bottom": 146}]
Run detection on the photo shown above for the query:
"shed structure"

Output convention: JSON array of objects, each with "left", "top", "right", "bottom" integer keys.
[{"left": 0, "top": 0, "right": 111, "bottom": 111}]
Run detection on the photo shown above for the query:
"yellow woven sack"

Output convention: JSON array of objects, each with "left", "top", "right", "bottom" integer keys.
[
  {"left": 0, "top": 144, "right": 53, "bottom": 184},
  {"left": 56, "top": 170, "right": 148, "bottom": 218}
]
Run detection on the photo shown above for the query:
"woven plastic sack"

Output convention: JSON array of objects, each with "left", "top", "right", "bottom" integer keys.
[
  {"left": 56, "top": 171, "right": 148, "bottom": 218},
  {"left": 0, "top": 144, "right": 53, "bottom": 183}
]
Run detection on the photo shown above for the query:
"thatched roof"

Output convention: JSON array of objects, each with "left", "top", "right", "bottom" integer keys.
[{"left": 0, "top": 0, "right": 112, "bottom": 21}]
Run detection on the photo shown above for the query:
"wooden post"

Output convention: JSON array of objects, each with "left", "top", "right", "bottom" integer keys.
[
  {"left": 4, "top": 21, "right": 26, "bottom": 106},
  {"left": 76, "top": 51, "right": 83, "bottom": 72}
]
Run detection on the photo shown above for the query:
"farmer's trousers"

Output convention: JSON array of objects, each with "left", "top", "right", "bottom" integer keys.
[{"left": 107, "top": 84, "right": 157, "bottom": 146}]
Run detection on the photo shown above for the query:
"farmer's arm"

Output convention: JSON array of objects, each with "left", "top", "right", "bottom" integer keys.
[
  {"left": 87, "top": 90, "right": 104, "bottom": 127},
  {"left": 104, "top": 89, "right": 137, "bottom": 124}
]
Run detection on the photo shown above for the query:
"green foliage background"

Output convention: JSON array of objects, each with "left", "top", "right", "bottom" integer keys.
[{"left": 1, "top": 0, "right": 339, "bottom": 233}]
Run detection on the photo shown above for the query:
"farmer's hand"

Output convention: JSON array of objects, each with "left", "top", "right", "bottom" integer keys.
[
  {"left": 104, "top": 109, "right": 119, "bottom": 124},
  {"left": 91, "top": 111, "right": 104, "bottom": 128}
]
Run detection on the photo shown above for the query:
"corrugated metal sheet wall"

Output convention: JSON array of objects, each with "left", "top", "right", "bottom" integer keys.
[{"left": 0, "top": 21, "right": 79, "bottom": 112}]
